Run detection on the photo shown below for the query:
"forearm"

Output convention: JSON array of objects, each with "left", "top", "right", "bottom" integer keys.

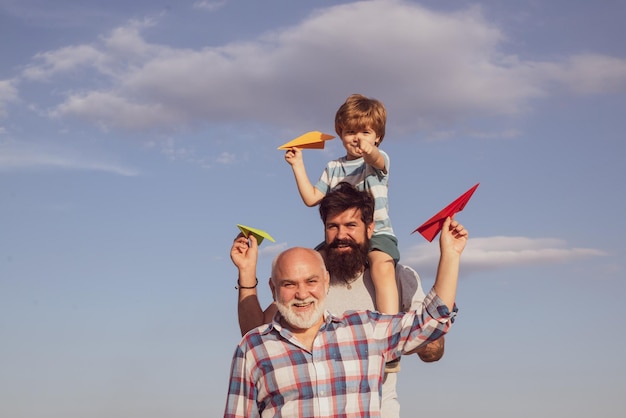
[
  {"left": 237, "top": 268, "right": 265, "bottom": 336},
  {"left": 394, "top": 298, "right": 454, "bottom": 355},
  {"left": 291, "top": 164, "right": 322, "bottom": 206},
  {"left": 432, "top": 251, "right": 461, "bottom": 310},
  {"left": 238, "top": 290, "right": 265, "bottom": 336},
  {"left": 362, "top": 147, "right": 386, "bottom": 171}
]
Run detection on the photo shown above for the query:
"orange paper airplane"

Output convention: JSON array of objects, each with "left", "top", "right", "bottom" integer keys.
[
  {"left": 237, "top": 224, "right": 276, "bottom": 245},
  {"left": 277, "top": 131, "right": 335, "bottom": 150},
  {"left": 413, "top": 183, "right": 479, "bottom": 242}
]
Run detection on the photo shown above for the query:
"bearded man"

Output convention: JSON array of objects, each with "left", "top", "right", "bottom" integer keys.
[
  {"left": 232, "top": 182, "right": 449, "bottom": 417},
  {"left": 226, "top": 208, "right": 467, "bottom": 416}
]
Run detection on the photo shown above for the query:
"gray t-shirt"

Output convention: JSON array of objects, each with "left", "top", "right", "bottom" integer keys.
[{"left": 324, "top": 263, "right": 426, "bottom": 314}]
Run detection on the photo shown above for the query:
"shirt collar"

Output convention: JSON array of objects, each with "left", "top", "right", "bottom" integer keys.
[{"left": 261, "top": 310, "right": 341, "bottom": 336}]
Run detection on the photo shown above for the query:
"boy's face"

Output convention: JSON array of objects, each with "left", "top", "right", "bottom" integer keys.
[{"left": 340, "top": 126, "right": 380, "bottom": 160}]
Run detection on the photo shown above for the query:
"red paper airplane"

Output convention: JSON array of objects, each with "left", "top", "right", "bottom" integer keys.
[{"left": 413, "top": 183, "right": 479, "bottom": 242}]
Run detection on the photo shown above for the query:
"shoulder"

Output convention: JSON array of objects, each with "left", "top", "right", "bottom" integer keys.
[
  {"left": 395, "top": 263, "right": 420, "bottom": 282},
  {"left": 333, "top": 309, "right": 381, "bottom": 326},
  {"left": 395, "top": 263, "right": 425, "bottom": 310}
]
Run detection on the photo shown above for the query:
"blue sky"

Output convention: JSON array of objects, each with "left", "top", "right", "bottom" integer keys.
[{"left": 1, "top": 0, "right": 625, "bottom": 416}]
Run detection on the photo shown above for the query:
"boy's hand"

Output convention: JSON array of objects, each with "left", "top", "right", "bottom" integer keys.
[
  {"left": 356, "top": 137, "right": 375, "bottom": 156},
  {"left": 284, "top": 147, "right": 303, "bottom": 166}
]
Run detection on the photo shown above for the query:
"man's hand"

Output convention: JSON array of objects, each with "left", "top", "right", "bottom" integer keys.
[
  {"left": 230, "top": 234, "right": 258, "bottom": 281},
  {"left": 440, "top": 217, "right": 468, "bottom": 256},
  {"left": 414, "top": 337, "right": 445, "bottom": 363}
]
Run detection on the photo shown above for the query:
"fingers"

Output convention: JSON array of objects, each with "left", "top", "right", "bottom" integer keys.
[
  {"left": 232, "top": 234, "right": 252, "bottom": 254},
  {"left": 443, "top": 217, "right": 468, "bottom": 238},
  {"left": 450, "top": 220, "right": 468, "bottom": 238},
  {"left": 232, "top": 234, "right": 259, "bottom": 248},
  {"left": 248, "top": 234, "right": 258, "bottom": 248},
  {"left": 284, "top": 147, "right": 301, "bottom": 157}
]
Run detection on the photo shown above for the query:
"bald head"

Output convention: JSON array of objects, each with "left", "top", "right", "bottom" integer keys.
[
  {"left": 270, "top": 247, "right": 330, "bottom": 331},
  {"left": 271, "top": 247, "right": 327, "bottom": 284}
]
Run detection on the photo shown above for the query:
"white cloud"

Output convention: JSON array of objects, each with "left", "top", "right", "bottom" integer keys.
[
  {"left": 0, "top": 79, "right": 19, "bottom": 117},
  {"left": 402, "top": 236, "right": 607, "bottom": 278},
  {"left": 22, "top": 18, "right": 159, "bottom": 82},
  {"left": 22, "top": 44, "right": 106, "bottom": 81},
  {"left": 259, "top": 242, "right": 288, "bottom": 259},
  {"left": 0, "top": 139, "right": 139, "bottom": 176},
  {"left": 49, "top": 90, "right": 184, "bottom": 131},
  {"left": 544, "top": 54, "right": 626, "bottom": 94},
  {"left": 14, "top": 1, "right": 626, "bottom": 133},
  {"left": 192, "top": 1, "right": 227, "bottom": 12}
]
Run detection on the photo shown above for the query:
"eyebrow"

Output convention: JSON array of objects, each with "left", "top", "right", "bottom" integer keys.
[{"left": 279, "top": 274, "right": 321, "bottom": 283}]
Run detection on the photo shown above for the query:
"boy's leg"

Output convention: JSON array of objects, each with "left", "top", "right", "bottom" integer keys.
[{"left": 368, "top": 249, "right": 399, "bottom": 314}]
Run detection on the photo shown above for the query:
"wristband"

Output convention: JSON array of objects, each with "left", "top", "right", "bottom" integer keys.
[{"left": 235, "top": 277, "right": 258, "bottom": 290}]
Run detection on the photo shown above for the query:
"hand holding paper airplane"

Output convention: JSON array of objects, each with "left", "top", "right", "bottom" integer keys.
[
  {"left": 277, "top": 131, "right": 335, "bottom": 150},
  {"left": 413, "top": 183, "right": 479, "bottom": 242},
  {"left": 236, "top": 224, "right": 276, "bottom": 245}
]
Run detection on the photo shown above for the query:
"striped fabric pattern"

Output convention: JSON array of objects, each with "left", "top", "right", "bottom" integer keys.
[{"left": 314, "top": 150, "right": 394, "bottom": 237}]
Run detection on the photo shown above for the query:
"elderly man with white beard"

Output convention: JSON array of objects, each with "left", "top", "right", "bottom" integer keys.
[
  {"left": 232, "top": 182, "right": 450, "bottom": 417},
  {"left": 224, "top": 214, "right": 468, "bottom": 417}
]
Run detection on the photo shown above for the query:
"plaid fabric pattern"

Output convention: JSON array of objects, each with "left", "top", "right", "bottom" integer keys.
[{"left": 224, "top": 289, "right": 456, "bottom": 417}]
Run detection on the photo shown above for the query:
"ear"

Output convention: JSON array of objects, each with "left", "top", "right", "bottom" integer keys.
[
  {"left": 324, "top": 270, "right": 330, "bottom": 294},
  {"left": 366, "top": 222, "right": 375, "bottom": 239},
  {"left": 269, "top": 277, "right": 275, "bottom": 295}
]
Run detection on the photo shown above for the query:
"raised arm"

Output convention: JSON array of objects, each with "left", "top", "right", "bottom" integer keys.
[
  {"left": 284, "top": 147, "right": 325, "bottom": 207},
  {"left": 357, "top": 138, "right": 386, "bottom": 172},
  {"left": 432, "top": 217, "right": 468, "bottom": 310},
  {"left": 231, "top": 234, "right": 269, "bottom": 335}
]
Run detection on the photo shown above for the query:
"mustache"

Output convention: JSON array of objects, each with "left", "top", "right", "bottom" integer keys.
[
  {"left": 328, "top": 238, "right": 359, "bottom": 249},
  {"left": 287, "top": 297, "right": 317, "bottom": 307}
]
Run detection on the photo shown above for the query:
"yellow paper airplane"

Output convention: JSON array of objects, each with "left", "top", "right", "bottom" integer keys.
[
  {"left": 237, "top": 224, "right": 276, "bottom": 245},
  {"left": 277, "top": 131, "right": 335, "bottom": 150}
]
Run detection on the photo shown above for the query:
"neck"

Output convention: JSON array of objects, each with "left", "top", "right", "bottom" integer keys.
[
  {"left": 281, "top": 316, "right": 325, "bottom": 352},
  {"left": 329, "top": 268, "right": 365, "bottom": 284}
]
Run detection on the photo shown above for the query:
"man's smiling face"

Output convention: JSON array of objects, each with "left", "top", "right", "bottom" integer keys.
[{"left": 271, "top": 248, "right": 330, "bottom": 331}]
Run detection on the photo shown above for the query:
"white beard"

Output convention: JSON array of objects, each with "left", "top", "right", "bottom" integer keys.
[{"left": 275, "top": 296, "right": 325, "bottom": 329}]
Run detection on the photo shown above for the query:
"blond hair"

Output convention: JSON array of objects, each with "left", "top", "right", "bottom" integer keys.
[{"left": 334, "top": 94, "right": 387, "bottom": 144}]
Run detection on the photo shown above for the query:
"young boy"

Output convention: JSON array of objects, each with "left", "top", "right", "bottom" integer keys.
[{"left": 284, "top": 93, "right": 399, "bottom": 315}]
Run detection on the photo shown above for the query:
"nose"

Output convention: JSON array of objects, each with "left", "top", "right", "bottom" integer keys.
[
  {"left": 294, "top": 283, "right": 309, "bottom": 300},
  {"left": 337, "top": 225, "right": 353, "bottom": 240}
]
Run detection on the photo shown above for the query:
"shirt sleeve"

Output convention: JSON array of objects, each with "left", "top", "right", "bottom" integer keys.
[
  {"left": 372, "top": 288, "right": 457, "bottom": 361},
  {"left": 224, "top": 343, "right": 259, "bottom": 418},
  {"left": 314, "top": 164, "right": 331, "bottom": 194}
]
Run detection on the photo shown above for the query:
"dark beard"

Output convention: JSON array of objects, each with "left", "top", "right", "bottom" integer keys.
[{"left": 324, "top": 238, "right": 369, "bottom": 284}]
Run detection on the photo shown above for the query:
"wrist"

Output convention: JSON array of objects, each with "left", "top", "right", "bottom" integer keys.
[{"left": 235, "top": 277, "right": 258, "bottom": 290}]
